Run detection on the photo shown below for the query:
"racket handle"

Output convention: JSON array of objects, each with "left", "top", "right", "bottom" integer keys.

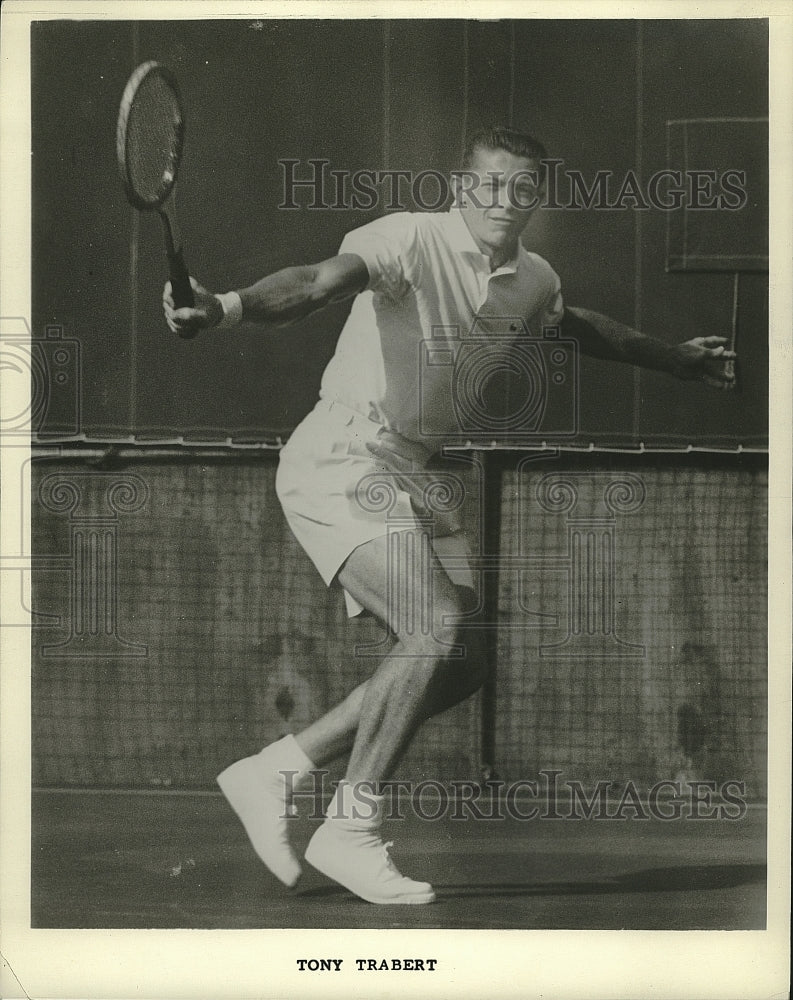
[{"left": 168, "top": 248, "right": 195, "bottom": 310}]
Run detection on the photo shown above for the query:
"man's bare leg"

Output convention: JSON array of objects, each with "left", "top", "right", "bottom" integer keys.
[
  {"left": 303, "top": 530, "right": 474, "bottom": 903},
  {"left": 218, "top": 530, "right": 485, "bottom": 897},
  {"left": 294, "top": 584, "right": 485, "bottom": 767}
]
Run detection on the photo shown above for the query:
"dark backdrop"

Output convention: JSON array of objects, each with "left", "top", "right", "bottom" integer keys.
[{"left": 31, "top": 18, "right": 768, "bottom": 446}]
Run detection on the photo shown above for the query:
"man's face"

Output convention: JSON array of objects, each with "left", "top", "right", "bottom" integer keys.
[{"left": 455, "top": 146, "right": 543, "bottom": 258}]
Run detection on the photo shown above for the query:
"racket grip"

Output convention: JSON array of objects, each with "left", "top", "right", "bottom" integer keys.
[{"left": 168, "top": 248, "right": 195, "bottom": 311}]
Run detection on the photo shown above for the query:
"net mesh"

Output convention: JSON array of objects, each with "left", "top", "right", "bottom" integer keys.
[
  {"left": 30, "top": 457, "right": 480, "bottom": 789},
  {"left": 495, "top": 455, "right": 767, "bottom": 796},
  {"left": 30, "top": 452, "right": 767, "bottom": 797},
  {"left": 124, "top": 68, "right": 181, "bottom": 206}
]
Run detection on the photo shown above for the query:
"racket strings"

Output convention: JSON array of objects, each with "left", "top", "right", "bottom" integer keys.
[{"left": 126, "top": 72, "right": 182, "bottom": 205}]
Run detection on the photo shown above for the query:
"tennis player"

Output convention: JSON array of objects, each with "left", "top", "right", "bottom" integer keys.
[{"left": 163, "top": 126, "right": 735, "bottom": 904}]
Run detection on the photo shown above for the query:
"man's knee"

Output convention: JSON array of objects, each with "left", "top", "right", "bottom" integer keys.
[
  {"left": 397, "top": 597, "right": 464, "bottom": 662},
  {"left": 399, "top": 627, "right": 462, "bottom": 663}
]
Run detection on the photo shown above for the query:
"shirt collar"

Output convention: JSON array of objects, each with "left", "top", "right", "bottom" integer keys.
[{"left": 444, "top": 206, "right": 522, "bottom": 274}]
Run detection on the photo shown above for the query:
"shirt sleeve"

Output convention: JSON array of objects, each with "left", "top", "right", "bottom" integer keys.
[
  {"left": 539, "top": 270, "right": 565, "bottom": 331},
  {"left": 338, "top": 212, "right": 420, "bottom": 300}
]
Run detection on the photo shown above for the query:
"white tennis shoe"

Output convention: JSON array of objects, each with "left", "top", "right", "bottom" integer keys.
[
  {"left": 305, "top": 808, "right": 436, "bottom": 905},
  {"left": 216, "top": 735, "right": 312, "bottom": 888}
]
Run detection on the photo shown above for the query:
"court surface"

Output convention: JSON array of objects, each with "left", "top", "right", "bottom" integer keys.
[{"left": 32, "top": 790, "right": 765, "bottom": 930}]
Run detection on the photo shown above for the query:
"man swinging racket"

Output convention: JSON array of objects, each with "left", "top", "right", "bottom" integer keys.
[{"left": 163, "top": 126, "right": 735, "bottom": 904}]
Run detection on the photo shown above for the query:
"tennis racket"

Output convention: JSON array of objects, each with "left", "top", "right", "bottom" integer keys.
[{"left": 116, "top": 60, "right": 196, "bottom": 334}]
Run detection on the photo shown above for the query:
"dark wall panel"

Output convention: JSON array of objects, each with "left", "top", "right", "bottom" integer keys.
[
  {"left": 386, "top": 21, "right": 466, "bottom": 193},
  {"left": 32, "top": 21, "right": 137, "bottom": 434},
  {"left": 511, "top": 20, "right": 640, "bottom": 442},
  {"left": 638, "top": 19, "right": 768, "bottom": 446},
  {"left": 31, "top": 18, "right": 768, "bottom": 446},
  {"left": 133, "top": 19, "right": 385, "bottom": 437},
  {"left": 466, "top": 21, "right": 513, "bottom": 136}
]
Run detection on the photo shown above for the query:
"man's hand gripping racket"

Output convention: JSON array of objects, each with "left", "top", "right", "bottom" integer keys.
[
  {"left": 117, "top": 60, "right": 201, "bottom": 337},
  {"left": 162, "top": 277, "right": 223, "bottom": 336}
]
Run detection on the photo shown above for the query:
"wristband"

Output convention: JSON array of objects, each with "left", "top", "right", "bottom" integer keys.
[{"left": 214, "top": 291, "right": 243, "bottom": 329}]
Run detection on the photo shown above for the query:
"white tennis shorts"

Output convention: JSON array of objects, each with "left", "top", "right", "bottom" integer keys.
[{"left": 275, "top": 398, "right": 474, "bottom": 617}]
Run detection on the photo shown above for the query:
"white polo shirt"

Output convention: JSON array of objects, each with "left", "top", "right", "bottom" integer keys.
[
  {"left": 277, "top": 208, "right": 565, "bottom": 615},
  {"left": 320, "top": 206, "right": 565, "bottom": 443}
]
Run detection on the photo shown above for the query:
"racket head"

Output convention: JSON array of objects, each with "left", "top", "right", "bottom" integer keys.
[{"left": 116, "top": 60, "right": 186, "bottom": 211}]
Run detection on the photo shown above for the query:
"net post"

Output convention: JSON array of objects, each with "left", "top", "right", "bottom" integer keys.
[{"left": 480, "top": 448, "right": 502, "bottom": 782}]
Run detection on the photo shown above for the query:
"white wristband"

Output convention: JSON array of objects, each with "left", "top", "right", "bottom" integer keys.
[{"left": 214, "top": 291, "right": 243, "bottom": 329}]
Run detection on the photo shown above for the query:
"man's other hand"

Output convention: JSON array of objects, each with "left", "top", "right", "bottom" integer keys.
[
  {"left": 366, "top": 429, "right": 433, "bottom": 478},
  {"left": 672, "top": 336, "right": 737, "bottom": 389},
  {"left": 162, "top": 277, "right": 223, "bottom": 336},
  {"left": 366, "top": 429, "right": 462, "bottom": 536},
  {"left": 366, "top": 429, "right": 433, "bottom": 513}
]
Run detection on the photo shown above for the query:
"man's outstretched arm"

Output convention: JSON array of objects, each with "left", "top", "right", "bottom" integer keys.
[
  {"left": 561, "top": 306, "right": 736, "bottom": 389},
  {"left": 162, "top": 254, "right": 369, "bottom": 337}
]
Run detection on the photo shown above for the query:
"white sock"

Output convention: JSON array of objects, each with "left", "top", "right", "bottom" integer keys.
[
  {"left": 259, "top": 734, "right": 316, "bottom": 791},
  {"left": 325, "top": 780, "right": 384, "bottom": 829}
]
